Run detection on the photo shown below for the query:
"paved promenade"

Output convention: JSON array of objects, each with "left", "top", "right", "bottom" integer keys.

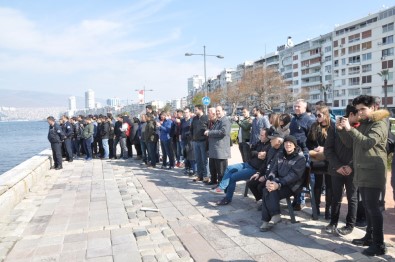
[{"left": 0, "top": 146, "right": 394, "bottom": 262}]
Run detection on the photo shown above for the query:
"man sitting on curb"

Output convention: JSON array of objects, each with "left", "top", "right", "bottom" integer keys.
[{"left": 211, "top": 128, "right": 272, "bottom": 205}]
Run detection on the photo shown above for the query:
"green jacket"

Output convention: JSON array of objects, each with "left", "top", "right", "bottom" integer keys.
[
  {"left": 82, "top": 123, "right": 94, "bottom": 139},
  {"left": 236, "top": 117, "right": 252, "bottom": 143},
  {"left": 338, "top": 109, "right": 389, "bottom": 190},
  {"left": 144, "top": 120, "right": 157, "bottom": 143}
]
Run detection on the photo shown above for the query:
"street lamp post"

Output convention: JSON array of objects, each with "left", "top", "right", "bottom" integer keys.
[
  {"left": 185, "top": 45, "right": 224, "bottom": 99},
  {"left": 135, "top": 86, "right": 154, "bottom": 105}
]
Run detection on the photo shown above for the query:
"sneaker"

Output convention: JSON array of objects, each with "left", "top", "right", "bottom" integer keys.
[
  {"left": 268, "top": 215, "right": 282, "bottom": 227},
  {"left": 324, "top": 224, "right": 337, "bottom": 234},
  {"left": 362, "top": 243, "right": 387, "bottom": 256},
  {"left": 210, "top": 187, "right": 224, "bottom": 194},
  {"left": 337, "top": 225, "right": 353, "bottom": 236},
  {"left": 193, "top": 177, "right": 203, "bottom": 182},
  {"left": 175, "top": 162, "right": 180, "bottom": 168},
  {"left": 260, "top": 221, "right": 270, "bottom": 232},
  {"left": 179, "top": 162, "right": 185, "bottom": 168}
]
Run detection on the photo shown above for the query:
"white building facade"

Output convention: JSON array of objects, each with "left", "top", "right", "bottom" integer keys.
[{"left": 85, "top": 89, "right": 95, "bottom": 109}]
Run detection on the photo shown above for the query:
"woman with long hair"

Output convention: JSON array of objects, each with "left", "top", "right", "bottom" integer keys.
[{"left": 307, "top": 106, "right": 333, "bottom": 219}]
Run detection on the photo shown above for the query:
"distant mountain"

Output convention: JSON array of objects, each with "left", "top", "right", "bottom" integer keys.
[{"left": 0, "top": 89, "right": 105, "bottom": 108}]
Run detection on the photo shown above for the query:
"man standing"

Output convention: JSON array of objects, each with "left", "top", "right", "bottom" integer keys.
[
  {"left": 47, "top": 116, "right": 66, "bottom": 170},
  {"left": 289, "top": 99, "right": 315, "bottom": 210},
  {"left": 338, "top": 95, "right": 388, "bottom": 256},
  {"left": 190, "top": 104, "right": 209, "bottom": 182},
  {"left": 82, "top": 117, "right": 94, "bottom": 161},
  {"left": 62, "top": 115, "right": 74, "bottom": 162},
  {"left": 250, "top": 107, "right": 270, "bottom": 147},
  {"left": 101, "top": 116, "right": 110, "bottom": 159},
  {"left": 205, "top": 106, "right": 231, "bottom": 185},
  {"left": 234, "top": 107, "right": 252, "bottom": 162}
]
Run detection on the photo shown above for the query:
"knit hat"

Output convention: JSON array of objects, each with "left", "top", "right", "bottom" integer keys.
[{"left": 284, "top": 135, "right": 298, "bottom": 147}]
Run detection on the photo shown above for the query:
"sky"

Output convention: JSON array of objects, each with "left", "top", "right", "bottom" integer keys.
[{"left": 0, "top": 0, "right": 394, "bottom": 105}]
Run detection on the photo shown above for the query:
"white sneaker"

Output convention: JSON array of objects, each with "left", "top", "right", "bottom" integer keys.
[{"left": 268, "top": 214, "right": 282, "bottom": 227}]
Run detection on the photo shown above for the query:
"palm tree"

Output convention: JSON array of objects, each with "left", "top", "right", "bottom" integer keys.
[{"left": 378, "top": 69, "right": 389, "bottom": 109}]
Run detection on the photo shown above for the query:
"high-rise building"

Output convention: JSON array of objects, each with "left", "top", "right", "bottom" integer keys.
[
  {"left": 85, "top": 89, "right": 95, "bottom": 109},
  {"left": 68, "top": 96, "right": 76, "bottom": 111},
  {"left": 107, "top": 97, "right": 121, "bottom": 107}
]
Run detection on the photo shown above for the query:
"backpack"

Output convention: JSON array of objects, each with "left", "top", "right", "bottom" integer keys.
[{"left": 125, "top": 123, "right": 131, "bottom": 137}]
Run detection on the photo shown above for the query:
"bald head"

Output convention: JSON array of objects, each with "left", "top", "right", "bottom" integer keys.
[{"left": 216, "top": 106, "right": 224, "bottom": 119}]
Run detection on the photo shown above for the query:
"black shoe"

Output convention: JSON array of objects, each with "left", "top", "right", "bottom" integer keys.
[
  {"left": 362, "top": 243, "right": 387, "bottom": 256},
  {"left": 216, "top": 198, "right": 231, "bottom": 206},
  {"left": 355, "top": 219, "right": 367, "bottom": 228},
  {"left": 68, "top": 159, "right": 73, "bottom": 162},
  {"left": 55, "top": 166, "right": 63, "bottom": 170},
  {"left": 206, "top": 181, "right": 217, "bottom": 186},
  {"left": 337, "top": 225, "right": 353, "bottom": 236},
  {"left": 352, "top": 236, "right": 373, "bottom": 246}
]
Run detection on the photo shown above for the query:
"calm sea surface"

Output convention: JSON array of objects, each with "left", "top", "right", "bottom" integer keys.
[{"left": 0, "top": 121, "right": 49, "bottom": 175}]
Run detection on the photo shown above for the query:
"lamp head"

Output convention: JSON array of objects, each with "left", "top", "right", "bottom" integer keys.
[
  {"left": 185, "top": 53, "right": 193, "bottom": 56},
  {"left": 216, "top": 55, "right": 224, "bottom": 59}
]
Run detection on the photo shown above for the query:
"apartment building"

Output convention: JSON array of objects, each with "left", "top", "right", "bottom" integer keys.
[{"left": 332, "top": 7, "right": 395, "bottom": 111}]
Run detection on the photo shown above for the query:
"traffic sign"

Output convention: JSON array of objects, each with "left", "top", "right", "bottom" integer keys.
[{"left": 202, "top": 96, "right": 211, "bottom": 106}]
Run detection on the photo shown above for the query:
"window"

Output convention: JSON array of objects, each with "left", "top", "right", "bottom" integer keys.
[
  {"left": 334, "top": 50, "right": 339, "bottom": 57},
  {"left": 362, "top": 41, "right": 372, "bottom": 50},
  {"left": 325, "top": 46, "right": 331, "bottom": 52},
  {"left": 293, "top": 64, "right": 298, "bottom": 69},
  {"left": 341, "top": 38, "right": 346, "bottom": 45},
  {"left": 349, "top": 88, "right": 361, "bottom": 96},
  {"left": 333, "top": 100, "right": 339, "bottom": 107},
  {"left": 362, "top": 75, "right": 372, "bottom": 84},
  {"left": 310, "top": 48, "right": 320, "bottom": 55},
  {"left": 362, "top": 64, "right": 372, "bottom": 72},
  {"left": 341, "top": 100, "right": 347, "bottom": 107},
  {"left": 362, "top": 87, "right": 372, "bottom": 95},
  {"left": 334, "top": 70, "right": 339, "bottom": 77},
  {"left": 382, "top": 35, "right": 394, "bottom": 45},
  {"left": 341, "top": 69, "right": 346, "bottom": 76},
  {"left": 382, "top": 48, "right": 394, "bottom": 57},
  {"left": 362, "top": 30, "right": 372, "bottom": 39},
  {"left": 348, "top": 66, "right": 360, "bottom": 75},
  {"left": 349, "top": 77, "right": 359, "bottom": 86},
  {"left": 334, "top": 60, "right": 339, "bottom": 67},
  {"left": 293, "top": 80, "right": 299, "bottom": 85},
  {"left": 293, "top": 55, "right": 298, "bottom": 60},
  {"left": 325, "top": 65, "right": 331, "bottom": 72},
  {"left": 334, "top": 40, "right": 338, "bottom": 47},
  {"left": 349, "top": 33, "right": 360, "bottom": 43},
  {"left": 362, "top": 53, "right": 371, "bottom": 61},
  {"left": 342, "top": 79, "right": 346, "bottom": 85},
  {"left": 382, "top": 60, "right": 394, "bottom": 69},
  {"left": 341, "top": 58, "right": 346, "bottom": 65},
  {"left": 325, "top": 75, "right": 332, "bottom": 81},
  {"left": 293, "top": 72, "right": 299, "bottom": 77},
  {"left": 301, "top": 60, "right": 309, "bottom": 67},
  {"left": 348, "top": 44, "right": 360, "bottom": 54},
  {"left": 341, "top": 48, "right": 346, "bottom": 56},
  {"left": 349, "top": 55, "right": 361, "bottom": 64},
  {"left": 383, "top": 22, "right": 394, "bottom": 33},
  {"left": 325, "top": 56, "right": 331, "bottom": 62},
  {"left": 301, "top": 69, "right": 309, "bottom": 75}
]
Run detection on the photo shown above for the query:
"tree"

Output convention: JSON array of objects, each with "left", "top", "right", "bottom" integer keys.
[
  {"left": 378, "top": 69, "right": 389, "bottom": 109},
  {"left": 192, "top": 92, "right": 204, "bottom": 106}
]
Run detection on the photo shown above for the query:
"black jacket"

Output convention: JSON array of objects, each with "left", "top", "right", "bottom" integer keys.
[
  {"left": 114, "top": 121, "right": 124, "bottom": 138},
  {"left": 191, "top": 114, "right": 209, "bottom": 141},
  {"left": 257, "top": 145, "right": 282, "bottom": 176},
  {"left": 267, "top": 147, "right": 306, "bottom": 193},
  {"left": 101, "top": 121, "right": 110, "bottom": 139},
  {"left": 48, "top": 123, "right": 65, "bottom": 143},
  {"left": 248, "top": 140, "right": 271, "bottom": 170},
  {"left": 62, "top": 121, "right": 74, "bottom": 139},
  {"left": 324, "top": 123, "right": 353, "bottom": 177}
]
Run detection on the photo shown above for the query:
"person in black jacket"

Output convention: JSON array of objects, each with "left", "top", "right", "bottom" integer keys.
[
  {"left": 324, "top": 105, "right": 358, "bottom": 236},
  {"left": 212, "top": 128, "right": 275, "bottom": 205},
  {"left": 47, "top": 116, "right": 66, "bottom": 170},
  {"left": 101, "top": 116, "right": 110, "bottom": 159},
  {"left": 61, "top": 115, "right": 74, "bottom": 162},
  {"left": 113, "top": 115, "right": 124, "bottom": 159},
  {"left": 259, "top": 135, "right": 306, "bottom": 232}
]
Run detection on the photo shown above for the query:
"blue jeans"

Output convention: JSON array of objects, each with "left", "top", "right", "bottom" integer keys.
[
  {"left": 219, "top": 162, "right": 257, "bottom": 201},
  {"left": 176, "top": 140, "right": 183, "bottom": 162},
  {"left": 84, "top": 137, "right": 93, "bottom": 159},
  {"left": 140, "top": 140, "right": 148, "bottom": 163},
  {"left": 102, "top": 139, "right": 109, "bottom": 158},
  {"left": 147, "top": 142, "right": 157, "bottom": 167},
  {"left": 193, "top": 141, "right": 208, "bottom": 178},
  {"left": 160, "top": 140, "right": 174, "bottom": 167}
]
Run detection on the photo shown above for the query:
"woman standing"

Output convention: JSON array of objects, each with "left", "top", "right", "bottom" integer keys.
[{"left": 307, "top": 106, "right": 333, "bottom": 219}]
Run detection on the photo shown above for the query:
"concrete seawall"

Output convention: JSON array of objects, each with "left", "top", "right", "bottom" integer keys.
[{"left": 0, "top": 149, "right": 52, "bottom": 216}]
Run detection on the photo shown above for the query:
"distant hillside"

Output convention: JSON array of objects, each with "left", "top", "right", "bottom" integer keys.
[{"left": 0, "top": 89, "right": 104, "bottom": 108}]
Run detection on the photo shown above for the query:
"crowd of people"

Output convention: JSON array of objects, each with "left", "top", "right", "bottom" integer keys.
[{"left": 46, "top": 95, "right": 395, "bottom": 257}]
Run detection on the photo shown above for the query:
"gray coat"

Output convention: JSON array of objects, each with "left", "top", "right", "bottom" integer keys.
[{"left": 207, "top": 116, "right": 231, "bottom": 159}]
